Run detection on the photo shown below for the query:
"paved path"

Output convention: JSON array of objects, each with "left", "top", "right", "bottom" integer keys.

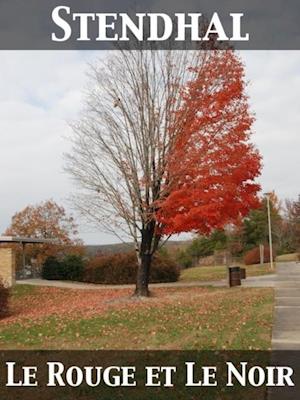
[
  {"left": 269, "top": 263, "right": 300, "bottom": 400},
  {"left": 17, "top": 273, "right": 276, "bottom": 290},
  {"left": 241, "top": 273, "right": 276, "bottom": 288},
  {"left": 272, "top": 261, "right": 300, "bottom": 350},
  {"left": 16, "top": 278, "right": 226, "bottom": 290}
]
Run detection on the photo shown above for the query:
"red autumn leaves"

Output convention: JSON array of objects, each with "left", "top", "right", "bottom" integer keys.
[{"left": 157, "top": 50, "right": 261, "bottom": 235}]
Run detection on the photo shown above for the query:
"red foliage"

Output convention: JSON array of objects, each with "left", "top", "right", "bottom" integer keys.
[
  {"left": 244, "top": 246, "right": 275, "bottom": 265},
  {"left": 157, "top": 50, "right": 261, "bottom": 235}
]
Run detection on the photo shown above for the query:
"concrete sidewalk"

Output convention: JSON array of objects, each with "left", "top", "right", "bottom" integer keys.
[
  {"left": 16, "top": 278, "right": 228, "bottom": 290},
  {"left": 272, "top": 262, "right": 300, "bottom": 350},
  {"left": 241, "top": 273, "right": 276, "bottom": 288},
  {"left": 268, "top": 262, "right": 300, "bottom": 400}
]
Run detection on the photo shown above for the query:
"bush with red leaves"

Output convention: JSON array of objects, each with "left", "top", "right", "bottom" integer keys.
[
  {"left": 244, "top": 246, "right": 276, "bottom": 265},
  {"left": 84, "top": 252, "right": 180, "bottom": 284}
]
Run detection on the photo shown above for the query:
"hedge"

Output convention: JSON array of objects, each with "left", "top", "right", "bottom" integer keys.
[
  {"left": 244, "top": 245, "right": 276, "bottom": 265},
  {"left": 0, "top": 280, "right": 10, "bottom": 319},
  {"left": 83, "top": 252, "right": 180, "bottom": 284},
  {"left": 42, "top": 255, "right": 84, "bottom": 281}
]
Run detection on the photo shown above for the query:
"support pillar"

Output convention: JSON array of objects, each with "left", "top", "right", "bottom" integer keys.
[{"left": 0, "top": 248, "right": 16, "bottom": 287}]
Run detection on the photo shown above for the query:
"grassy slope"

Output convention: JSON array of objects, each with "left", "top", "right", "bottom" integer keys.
[
  {"left": 180, "top": 263, "right": 274, "bottom": 282},
  {"left": 276, "top": 253, "right": 299, "bottom": 262},
  {"left": 0, "top": 285, "right": 273, "bottom": 350}
]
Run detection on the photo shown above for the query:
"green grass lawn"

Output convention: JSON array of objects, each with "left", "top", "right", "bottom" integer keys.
[
  {"left": 0, "top": 285, "right": 274, "bottom": 350},
  {"left": 180, "top": 263, "right": 274, "bottom": 282},
  {"left": 276, "top": 253, "right": 299, "bottom": 262}
]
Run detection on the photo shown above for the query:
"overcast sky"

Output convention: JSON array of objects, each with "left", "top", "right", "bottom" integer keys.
[{"left": 0, "top": 51, "right": 299, "bottom": 244}]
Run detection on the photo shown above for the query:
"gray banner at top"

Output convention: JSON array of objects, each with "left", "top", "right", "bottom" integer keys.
[{"left": 0, "top": 0, "right": 299, "bottom": 50}]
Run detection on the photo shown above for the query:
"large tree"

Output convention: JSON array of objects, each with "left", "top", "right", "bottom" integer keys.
[
  {"left": 4, "top": 200, "right": 83, "bottom": 266},
  {"left": 157, "top": 51, "right": 261, "bottom": 233},
  {"left": 66, "top": 49, "right": 261, "bottom": 296}
]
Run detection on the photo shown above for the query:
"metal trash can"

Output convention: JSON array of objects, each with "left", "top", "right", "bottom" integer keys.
[
  {"left": 228, "top": 266, "right": 241, "bottom": 287},
  {"left": 240, "top": 268, "right": 246, "bottom": 280}
]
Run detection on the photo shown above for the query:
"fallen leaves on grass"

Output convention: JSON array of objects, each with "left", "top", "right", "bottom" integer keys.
[
  {"left": 2, "top": 286, "right": 214, "bottom": 326},
  {"left": 0, "top": 286, "right": 273, "bottom": 351}
]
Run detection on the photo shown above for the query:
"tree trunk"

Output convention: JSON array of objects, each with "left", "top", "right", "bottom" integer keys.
[
  {"left": 135, "top": 253, "right": 152, "bottom": 297},
  {"left": 135, "top": 224, "right": 156, "bottom": 297}
]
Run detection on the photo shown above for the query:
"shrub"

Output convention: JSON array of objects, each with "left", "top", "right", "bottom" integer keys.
[
  {"left": 42, "top": 256, "right": 62, "bottom": 280},
  {"left": 42, "top": 255, "right": 84, "bottom": 281},
  {"left": 0, "top": 280, "right": 10, "bottom": 319},
  {"left": 244, "top": 245, "right": 276, "bottom": 265},
  {"left": 84, "top": 252, "right": 180, "bottom": 284},
  {"left": 62, "top": 254, "right": 85, "bottom": 281},
  {"left": 151, "top": 254, "right": 180, "bottom": 283},
  {"left": 175, "top": 249, "right": 193, "bottom": 269}
]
